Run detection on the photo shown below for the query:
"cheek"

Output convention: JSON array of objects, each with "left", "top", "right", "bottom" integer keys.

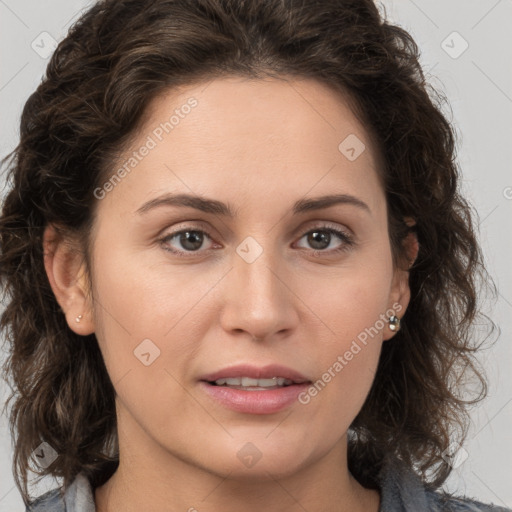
[
  {"left": 296, "top": 307, "right": 384, "bottom": 441},
  {"left": 89, "top": 235, "right": 201, "bottom": 386},
  {"left": 92, "top": 227, "right": 210, "bottom": 333},
  {"left": 297, "top": 251, "right": 393, "bottom": 344},
  {"left": 294, "top": 255, "right": 393, "bottom": 419},
  {"left": 89, "top": 246, "right": 203, "bottom": 436}
]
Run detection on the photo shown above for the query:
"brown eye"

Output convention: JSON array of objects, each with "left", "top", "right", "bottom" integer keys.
[
  {"left": 295, "top": 225, "right": 354, "bottom": 254},
  {"left": 160, "top": 227, "right": 216, "bottom": 256}
]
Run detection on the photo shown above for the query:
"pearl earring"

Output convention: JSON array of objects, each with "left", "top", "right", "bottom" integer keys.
[
  {"left": 75, "top": 314, "right": 83, "bottom": 323},
  {"left": 388, "top": 315, "right": 401, "bottom": 332}
]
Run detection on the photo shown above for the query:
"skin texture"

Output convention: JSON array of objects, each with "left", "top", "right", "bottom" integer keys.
[{"left": 43, "top": 76, "right": 418, "bottom": 512}]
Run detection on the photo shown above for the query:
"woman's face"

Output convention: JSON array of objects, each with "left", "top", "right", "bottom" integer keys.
[{"left": 82, "top": 76, "right": 409, "bottom": 478}]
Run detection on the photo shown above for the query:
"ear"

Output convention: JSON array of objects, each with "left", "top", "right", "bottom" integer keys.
[
  {"left": 383, "top": 217, "right": 419, "bottom": 341},
  {"left": 43, "top": 224, "right": 95, "bottom": 336}
]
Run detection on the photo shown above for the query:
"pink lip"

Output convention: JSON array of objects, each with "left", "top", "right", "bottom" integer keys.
[
  {"left": 199, "top": 381, "right": 311, "bottom": 414},
  {"left": 199, "top": 364, "right": 312, "bottom": 415},
  {"left": 199, "top": 364, "right": 310, "bottom": 384}
]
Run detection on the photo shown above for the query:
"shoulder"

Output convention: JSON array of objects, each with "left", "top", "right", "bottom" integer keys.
[
  {"left": 425, "top": 487, "right": 512, "bottom": 511},
  {"left": 25, "top": 473, "right": 96, "bottom": 512},
  {"left": 25, "top": 488, "right": 65, "bottom": 512},
  {"left": 377, "top": 456, "right": 512, "bottom": 512}
]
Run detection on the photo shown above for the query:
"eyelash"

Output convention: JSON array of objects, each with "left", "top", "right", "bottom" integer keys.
[{"left": 158, "top": 223, "right": 355, "bottom": 258}]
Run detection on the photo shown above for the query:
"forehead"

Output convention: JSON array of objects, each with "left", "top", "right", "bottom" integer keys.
[
  {"left": 100, "top": 75, "right": 385, "bottom": 217},
  {"left": 142, "top": 75, "right": 375, "bottom": 160}
]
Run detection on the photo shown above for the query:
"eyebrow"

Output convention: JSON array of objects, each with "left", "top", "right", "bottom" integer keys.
[{"left": 136, "top": 192, "right": 371, "bottom": 216}]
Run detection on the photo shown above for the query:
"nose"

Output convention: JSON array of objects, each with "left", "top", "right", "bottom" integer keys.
[{"left": 218, "top": 239, "right": 299, "bottom": 343}]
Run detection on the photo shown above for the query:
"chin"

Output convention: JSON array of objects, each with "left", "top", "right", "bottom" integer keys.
[{"left": 192, "top": 437, "right": 315, "bottom": 481}]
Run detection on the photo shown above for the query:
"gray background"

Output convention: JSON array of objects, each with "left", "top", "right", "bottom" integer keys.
[{"left": 1, "top": 0, "right": 511, "bottom": 510}]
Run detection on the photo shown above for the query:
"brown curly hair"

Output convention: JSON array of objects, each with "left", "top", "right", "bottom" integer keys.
[{"left": 0, "top": 0, "right": 496, "bottom": 507}]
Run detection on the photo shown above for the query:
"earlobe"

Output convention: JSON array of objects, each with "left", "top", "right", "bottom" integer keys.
[
  {"left": 383, "top": 270, "right": 410, "bottom": 341},
  {"left": 43, "top": 224, "right": 95, "bottom": 336},
  {"left": 384, "top": 220, "right": 419, "bottom": 341}
]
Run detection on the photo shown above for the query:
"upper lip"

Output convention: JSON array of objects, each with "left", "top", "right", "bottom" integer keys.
[{"left": 200, "top": 364, "right": 311, "bottom": 384}]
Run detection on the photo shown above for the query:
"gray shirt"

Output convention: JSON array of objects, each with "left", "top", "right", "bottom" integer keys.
[{"left": 25, "top": 457, "right": 512, "bottom": 511}]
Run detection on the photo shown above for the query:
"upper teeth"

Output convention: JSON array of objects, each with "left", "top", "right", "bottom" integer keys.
[{"left": 214, "top": 377, "right": 293, "bottom": 387}]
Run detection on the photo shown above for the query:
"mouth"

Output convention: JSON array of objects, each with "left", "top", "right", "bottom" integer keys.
[
  {"left": 206, "top": 376, "right": 296, "bottom": 390},
  {"left": 199, "top": 364, "right": 312, "bottom": 414},
  {"left": 200, "top": 363, "right": 310, "bottom": 388}
]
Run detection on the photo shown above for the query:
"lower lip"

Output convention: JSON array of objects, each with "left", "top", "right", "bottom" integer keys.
[{"left": 199, "top": 381, "right": 310, "bottom": 414}]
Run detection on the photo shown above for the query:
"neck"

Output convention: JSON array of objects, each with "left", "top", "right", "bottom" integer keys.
[
  {"left": 94, "top": 441, "right": 380, "bottom": 512},
  {"left": 94, "top": 400, "right": 380, "bottom": 512}
]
